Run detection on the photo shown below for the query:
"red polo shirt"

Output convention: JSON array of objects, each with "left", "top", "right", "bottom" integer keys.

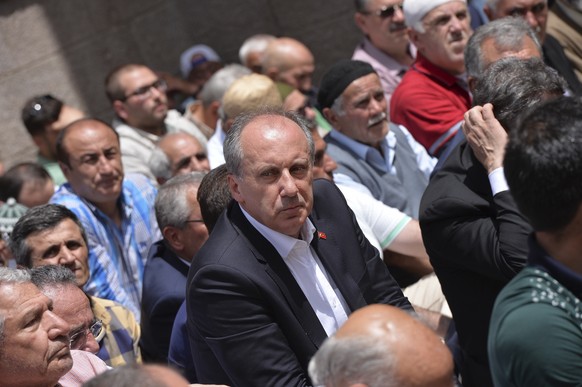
[{"left": 390, "top": 52, "right": 471, "bottom": 156}]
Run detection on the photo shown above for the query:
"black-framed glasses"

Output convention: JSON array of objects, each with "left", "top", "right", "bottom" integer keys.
[
  {"left": 69, "top": 319, "right": 103, "bottom": 349},
  {"left": 364, "top": 3, "right": 403, "bottom": 18},
  {"left": 119, "top": 79, "right": 168, "bottom": 102},
  {"left": 507, "top": 2, "right": 547, "bottom": 18}
]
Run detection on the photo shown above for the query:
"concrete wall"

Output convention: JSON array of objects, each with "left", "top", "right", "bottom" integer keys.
[{"left": 0, "top": 0, "right": 361, "bottom": 168}]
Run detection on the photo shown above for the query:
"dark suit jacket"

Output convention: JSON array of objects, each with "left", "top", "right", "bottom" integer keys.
[
  {"left": 187, "top": 179, "right": 412, "bottom": 387},
  {"left": 420, "top": 141, "right": 531, "bottom": 387},
  {"left": 140, "top": 240, "right": 189, "bottom": 363}
]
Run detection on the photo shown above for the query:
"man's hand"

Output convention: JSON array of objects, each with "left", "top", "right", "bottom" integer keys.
[{"left": 462, "top": 103, "right": 508, "bottom": 173}]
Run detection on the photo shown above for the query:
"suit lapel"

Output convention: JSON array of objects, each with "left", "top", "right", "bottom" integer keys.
[
  {"left": 310, "top": 217, "right": 367, "bottom": 312},
  {"left": 229, "top": 203, "right": 328, "bottom": 347}
]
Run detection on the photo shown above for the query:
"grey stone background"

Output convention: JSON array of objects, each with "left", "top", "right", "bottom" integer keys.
[{"left": 0, "top": 0, "right": 361, "bottom": 168}]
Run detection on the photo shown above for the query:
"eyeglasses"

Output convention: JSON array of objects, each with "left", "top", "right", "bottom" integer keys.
[
  {"left": 363, "top": 3, "right": 404, "bottom": 18},
  {"left": 69, "top": 319, "right": 103, "bottom": 349},
  {"left": 119, "top": 79, "right": 168, "bottom": 102}
]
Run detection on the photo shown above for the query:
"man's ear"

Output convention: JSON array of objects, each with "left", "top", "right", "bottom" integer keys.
[
  {"left": 162, "top": 226, "right": 183, "bottom": 252},
  {"left": 323, "top": 107, "right": 340, "bottom": 130},
  {"left": 113, "top": 100, "right": 128, "bottom": 121},
  {"left": 265, "top": 67, "right": 279, "bottom": 82},
  {"left": 59, "top": 161, "right": 71, "bottom": 178},
  {"left": 227, "top": 174, "right": 243, "bottom": 204},
  {"left": 354, "top": 12, "right": 369, "bottom": 34},
  {"left": 467, "top": 76, "right": 477, "bottom": 93},
  {"left": 408, "top": 29, "right": 422, "bottom": 51}
]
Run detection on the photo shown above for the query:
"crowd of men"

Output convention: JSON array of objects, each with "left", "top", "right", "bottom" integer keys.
[{"left": 1, "top": 0, "right": 582, "bottom": 386}]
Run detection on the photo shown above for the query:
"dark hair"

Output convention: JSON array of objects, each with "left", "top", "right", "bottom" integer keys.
[
  {"left": 504, "top": 97, "right": 582, "bottom": 231},
  {"left": 472, "top": 57, "right": 566, "bottom": 131},
  {"left": 21, "top": 94, "right": 63, "bottom": 137},
  {"left": 104, "top": 63, "right": 146, "bottom": 103},
  {"left": 55, "top": 117, "right": 119, "bottom": 166},
  {"left": 30, "top": 264, "right": 77, "bottom": 290},
  {"left": 10, "top": 204, "right": 88, "bottom": 268},
  {"left": 82, "top": 364, "right": 179, "bottom": 387},
  {"left": 197, "top": 164, "right": 232, "bottom": 233},
  {"left": 0, "top": 162, "right": 52, "bottom": 203}
]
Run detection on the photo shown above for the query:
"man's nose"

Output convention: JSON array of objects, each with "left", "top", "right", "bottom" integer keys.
[
  {"left": 58, "top": 248, "right": 76, "bottom": 265},
  {"left": 280, "top": 170, "right": 299, "bottom": 197},
  {"left": 324, "top": 154, "right": 337, "bottom": 173},
  {"left": 46, "top": 311, "right": 70, "bottom": 341}
]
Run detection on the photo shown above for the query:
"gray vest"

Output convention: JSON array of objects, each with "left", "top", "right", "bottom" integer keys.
[{"left": 326, "top": 124, "right": 429, "bottom": 218}]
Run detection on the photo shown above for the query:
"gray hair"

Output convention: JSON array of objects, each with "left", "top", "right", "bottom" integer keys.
[
  {"left": 10, "top": 204, "right": 88, "bottom": 268},
  {"left": 155, "top": 172, "right": 206, "bottom": 230},
  {"left": 30, "top": 265, "right": 77, "bottom": 292},
  {"left": 238, "top": 34, "right": 276, "bottom": 67},
  {"left": 224, "top": 108, "right": 315, "bottom": 178},
  {"left": 198, "top": 64, "right": 251, "bottom": 107},
  {"left": 472, "top": 57, "right": 566, "bottom": 131},
  {"left": 0, "top": 268, "right": 32, "bottom": 348},
  {"left": 83, "top": 364, "right": 172, "bottom": 387},
  {"left": 148, "top": 145, "right": 172, "bottom": 181},
  {"left": 465, "top": 17, "right": 542, "bottom": 79},
  {"left": 308, "top": 335, "right": 398, "bottom": 387},
  {"left": 330, "top": 95, "right": 345, "bottom": 117}
]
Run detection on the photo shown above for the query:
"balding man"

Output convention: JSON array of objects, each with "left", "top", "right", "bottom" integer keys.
[
  {"left": 309, "top": 304, "right": 454, "bottom": 387},
  {"left": 391, "top": 0, "right": 473, "bottom": 157},
  {"left": 239, "top": 34, "right": 276, "bottom": 73},
  {"left": 51, "top": 118, "right": 161, "bottom": 320},
  {"left": 148, "top": 132, "right": 209, "bottom": 185},
  {"left": 262, "top": 37, "right": 315, "bottom": 95}
]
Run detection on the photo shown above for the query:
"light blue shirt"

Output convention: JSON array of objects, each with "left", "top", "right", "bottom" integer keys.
[{"left": 51, "top": 174, "right": 161, "bottom": 321}]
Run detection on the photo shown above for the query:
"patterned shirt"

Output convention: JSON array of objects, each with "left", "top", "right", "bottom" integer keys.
[
  {"left": 91, "top": 296, "right": 142, "bottom": 367},
  {"left": 51, "top": 174, "right": 161, "bottom": 320}
]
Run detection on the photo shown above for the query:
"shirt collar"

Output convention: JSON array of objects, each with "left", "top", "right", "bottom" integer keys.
[
  {"left": 412, "top": 52, "right": 467, "bottom": 88},
  {"left": 361, "top": 38, "right": 415, "bottom": 75},
  {"left": 529, "top": 235, "right": 582, "bottom": 296},
  {"left": 239, "top": 204, "right": 316, "bottom": 259},
  {"left": 328, "top": 127, "right": 396, "bottom": 170}
]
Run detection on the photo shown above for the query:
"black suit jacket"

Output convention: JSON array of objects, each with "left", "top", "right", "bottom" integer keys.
[
  {"left": 187, "top": 179, "right": 412, "bottom": 387},
  {"left": 420, "top": 141, "right": 531, "bottom": 387},
  {"left": 140, "top": 240, "right": 189, "bottom": 363}
]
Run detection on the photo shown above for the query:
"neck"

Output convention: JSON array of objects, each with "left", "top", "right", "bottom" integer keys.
[
  {"left": 536, "top": 210, "right": 582, "bottom": 275},
  {"left": 95, "top": 200, "right": 122, "bottom": 227}
]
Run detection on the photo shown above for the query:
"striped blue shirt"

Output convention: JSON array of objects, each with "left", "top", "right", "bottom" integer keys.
[{"left": 51, "top": 174, "right": 161, "bottom": 321}]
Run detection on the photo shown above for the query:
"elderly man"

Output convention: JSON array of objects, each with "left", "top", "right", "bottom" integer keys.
[
  {"left": 488, "top": 96, "right": 582, "bottom": 385},
  {"left": 353, "top": 0, "right": 416, "bottom": 104},
  {"left": 390, "top": 0, "right": 472, "bottom": 156},
  {"left": 105, "top": 63, "right": 207, "bottom": 182},
  {"left": 30, "top": 265, "right": 101, "bottom": 355},
  {"left": 148, "top": 132, "right": 210, "bottom": 185},
  {"left": 187, "top": 109, "right": 411, "bottom": 386},
  {"left": 51, "top": 118, "right": 161, "bottom": 320},
  {"left": 10, "top": 203, "right": 142, "bottom": 366},
  {"left": 309, "top": 304, "right": 454, "bottom": 387},
  {"left": 0, "top": 267, "right": 72, "bottom": 387},
  {"left": 420, "top": 58, "right": 566, "bottom": 386},
  {"left": 21, "top": 94, "right": 85, "bottom": 185},
  {"left": 320, "top": 59, "right": 436, "bottom": 219},
  {"left": 484, "top": 0, "right": 582, "bottom": 95},
  {"left": 141, "top": 173, "right": 208, "bottom": 363}
]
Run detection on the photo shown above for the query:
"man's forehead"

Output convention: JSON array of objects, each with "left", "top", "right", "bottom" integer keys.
[
  {"left": 0, "top": 282, "right": 46, "bottom": 312},
  {"left": 344, "top": 73, "right": 383, "bottom": 97}
]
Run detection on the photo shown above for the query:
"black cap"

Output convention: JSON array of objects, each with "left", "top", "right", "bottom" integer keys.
[{"left": 317, "top": 60, "right": 376, "bottom": 109}]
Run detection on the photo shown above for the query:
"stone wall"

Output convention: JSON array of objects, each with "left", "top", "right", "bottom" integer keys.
[{"left": 0, "top": 0, "right": 361, "bottom": 167}]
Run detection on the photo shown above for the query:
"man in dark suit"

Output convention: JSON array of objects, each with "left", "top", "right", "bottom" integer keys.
[
  {"left": 420, "top": 58, "right": 566, "bottom": 386},
  {"left": 186, "top": 109, "right": 412, "bottom": 386},
  {"left": 141, "top": 172, "right": 208, "bottom": 362}
]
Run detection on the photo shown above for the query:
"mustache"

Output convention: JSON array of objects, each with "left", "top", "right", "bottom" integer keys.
[
  {"left": 368, "top": 112, "right": 387, "bottom": 128},
  {"left": 389, "top": 23, "right": 407, "bottom": 32}
]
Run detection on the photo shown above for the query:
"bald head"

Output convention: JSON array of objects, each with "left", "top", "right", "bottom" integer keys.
[
  {"left": 309, "top": 305, "right": 454, "bottom": 387},
  {"left": 262, "top": 37, "right": 315, "bottom": 93}
]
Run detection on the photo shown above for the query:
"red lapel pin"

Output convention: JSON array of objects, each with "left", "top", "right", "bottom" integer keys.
[{"left": 318, "top": 231, "right": 327, "bottom": 240}]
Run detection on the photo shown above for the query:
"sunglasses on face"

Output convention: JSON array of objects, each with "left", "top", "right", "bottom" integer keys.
[{"left": 364, "top": 3, "right": 404, "bottom": 18}]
